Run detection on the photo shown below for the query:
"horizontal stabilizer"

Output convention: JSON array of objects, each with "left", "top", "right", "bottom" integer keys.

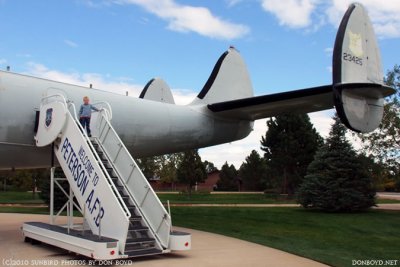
[{"left": 208, "top": 86, "right": 333, "bottom": 120}]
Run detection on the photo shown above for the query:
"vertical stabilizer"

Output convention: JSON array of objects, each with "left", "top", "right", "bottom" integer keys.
[
  {"left": 332, "top": 3, "right": 395, "bottom": 133},
  {"left": 139, "top": 78, "right": 175, "bottom": 104},
  {"left": 192, "top": 47, "right": 253, "bottom": 105}
]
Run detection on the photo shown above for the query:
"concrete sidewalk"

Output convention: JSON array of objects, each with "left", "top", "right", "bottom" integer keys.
[
  {"left": 377, "top": 192, "right": 400, "bottom": 200},
  {"left": 169, "top": 203, "right": 400, "bottom": 210},
  {"left": 0, "top": 213, "right": 327, "bottom": 267},
  {"left": 374, "top": 204, "right": 400, "bottom": 210}
]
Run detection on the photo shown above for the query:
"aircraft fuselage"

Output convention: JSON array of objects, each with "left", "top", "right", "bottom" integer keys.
[{"left": 0, "top": 71, "right": 253, "bottom": 170}]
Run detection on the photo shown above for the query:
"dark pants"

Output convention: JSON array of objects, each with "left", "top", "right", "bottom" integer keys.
[{"left": 79, "top": 117, "right": 92, "bottom": 136}]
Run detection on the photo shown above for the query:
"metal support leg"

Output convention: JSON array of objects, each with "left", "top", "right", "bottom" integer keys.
[
  {"left": 98, "top": 214, "right": 102, "bottom": 240},
  {"left": 50, "top": 167, "right": 55, "bottom": 225},
  {"left": 82, "top": 203, "right": 86, "bottom": 236},
  {"left": 68, "top": 186, "right": 74, "bottom": 230}
]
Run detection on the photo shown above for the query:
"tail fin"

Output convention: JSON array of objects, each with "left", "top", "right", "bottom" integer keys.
[
  {"left": 191, "top": 47, "right": 253, "bottom": 105},
  {"left": 139, "top": 78, "right": 175, "bottom": 104},
  {"left": 333, "top": 3, "right": 395, "bottom": 133}
]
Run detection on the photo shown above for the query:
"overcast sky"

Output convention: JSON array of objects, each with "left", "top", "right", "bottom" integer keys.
[{"left": 1, "top": 0, "right": 399, "bottom": 168}]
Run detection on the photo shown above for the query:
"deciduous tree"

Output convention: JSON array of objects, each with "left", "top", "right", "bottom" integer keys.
[
  {"left": 176, "top": 150, "right": 206, "bottom": 196},
  {"left": 359, "top": 65, "right": 400, "bottom": 186},
  {"left": 203, "top": 160, "right": 218, "bottom": 173}
]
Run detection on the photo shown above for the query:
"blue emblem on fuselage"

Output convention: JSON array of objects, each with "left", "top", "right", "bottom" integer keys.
[{"left": 45, "top": 108, "right": 53, "bottom": 128}]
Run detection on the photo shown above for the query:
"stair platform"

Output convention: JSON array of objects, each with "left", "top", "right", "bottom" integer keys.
[
  {"left": 124, "top": 248, "right": 163, "bottom": 257},
  {"left": 22, "top": 222, "right": 121, "bottom": 260}
]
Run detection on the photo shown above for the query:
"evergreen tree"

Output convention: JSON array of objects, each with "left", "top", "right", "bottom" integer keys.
[
  {"left": 176, "top": 149, "right": 207, "bottom": 196},
  {"left": 217, "top": 162, "right": 239, "bottom": 191},
  {"left": 239, "top": 150, "right": 267, "bottom": 191},
  {"left": 297, "top": 116, "right": 376, "bottom": 212},
  {"left": 261, "top": 113, "right": 322, "bottom": 195}
]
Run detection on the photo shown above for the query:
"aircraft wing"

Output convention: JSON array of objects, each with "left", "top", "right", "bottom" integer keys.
[{"left": 207, "top": 85, "right": 333, "bottom": 120}]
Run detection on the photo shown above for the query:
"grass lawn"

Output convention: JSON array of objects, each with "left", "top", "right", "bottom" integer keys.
[
  {"left": 0, "top": 206, "right": 48, "bottom": 214},
  {"left": 157, "top": 193, "right": 296, "bottom": 204},
  {"left": 157, "top": 193, "right": 400, "bottom": 204},
  {"left": 0, "top": 191, "right": 44, "bottom": 204},
  {"left": 376, "top": 198, "right": 400, "bottom": 204},
  {"left": 1, "top": 191, "right": 399, "bottom": 205},
  {"left": 0, "top": 191, "right": 295, "bottom": 205},
  {"left": 171, "top": 207, "right": 400, "bottom": 267},
  {"left": 1, "top": 191, "right": 399, "bottom": 267},
  {"left": 0, "top": 206, "right": 84, "bottom": 217}
]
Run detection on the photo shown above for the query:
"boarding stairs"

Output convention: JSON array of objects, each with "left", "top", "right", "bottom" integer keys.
[{"left": 23, "top": 94, "right": 189, "bottom": 259}]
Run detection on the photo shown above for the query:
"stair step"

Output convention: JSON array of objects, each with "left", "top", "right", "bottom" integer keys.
[
  {"left": 124, "top": 248, "right": 162, "bottom": 257},
  {"left": 129, "top": 225, "right": 148, "bottom": 231},
  {"left": 116, "top": 186, "right": 125, "bottom": 191},
  {"left": 127, "top": 206, "right": 136, "bottom": 212},
  {"left": 118, "top": 190, "right": 125, "bottom": 195},
  {"left": 130, "top": 215, "right": 142, "bottom": 221},
  {"left": 125, "top": 243, "right": 156, "bottom": 252},
  {"left": 125, "top": 237, "right": 155, "bottom": 244},
  {"left": 122, "top": 202, "right": 136, "bottom": 208},
  {"left": 127, "top": 212, "right": 136, "bottom": 218}
]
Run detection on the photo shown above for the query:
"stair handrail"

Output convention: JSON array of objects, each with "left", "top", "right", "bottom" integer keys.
[
  {"left": 45, "top": 94, "right": 132, "bottom": 219},
  {"left": 70, "top": 102, "right": 132, "bottom": 218},
  {"left": 41, "top": 93, "right": 68, "bottom": 107},
  {"left": 92, "top": 101, "right": 113, "bottom": 121},
  {"left": 96, "top": 112, "right": 172, "bottom": 247}
]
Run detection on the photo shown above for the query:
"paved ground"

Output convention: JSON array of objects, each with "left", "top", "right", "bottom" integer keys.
[
  {"left": 377, "top": 192, "right": 400, "bottom": 200},
  {"left": 373, "top": 204, "right": 400, "bottom": 210},
  {"left": 0, "top": 213, "right": 327, "bottom": 267},
  {"left": 168, "top": 203, "right": 400, "bottom": 210}
]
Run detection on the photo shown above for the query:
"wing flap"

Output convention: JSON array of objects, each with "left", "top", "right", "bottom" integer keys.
[{"left": 207, "top": 85, "right": 333, "bottom": 120}]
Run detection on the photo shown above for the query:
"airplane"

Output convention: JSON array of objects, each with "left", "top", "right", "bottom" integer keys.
[{"left": 0, "top": 3, "right": 395, "bottom": 171}]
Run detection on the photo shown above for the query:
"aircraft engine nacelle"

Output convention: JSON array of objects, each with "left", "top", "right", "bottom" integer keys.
[{"left": 332, "top": 3, "right": 395, "bottom": 133}]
